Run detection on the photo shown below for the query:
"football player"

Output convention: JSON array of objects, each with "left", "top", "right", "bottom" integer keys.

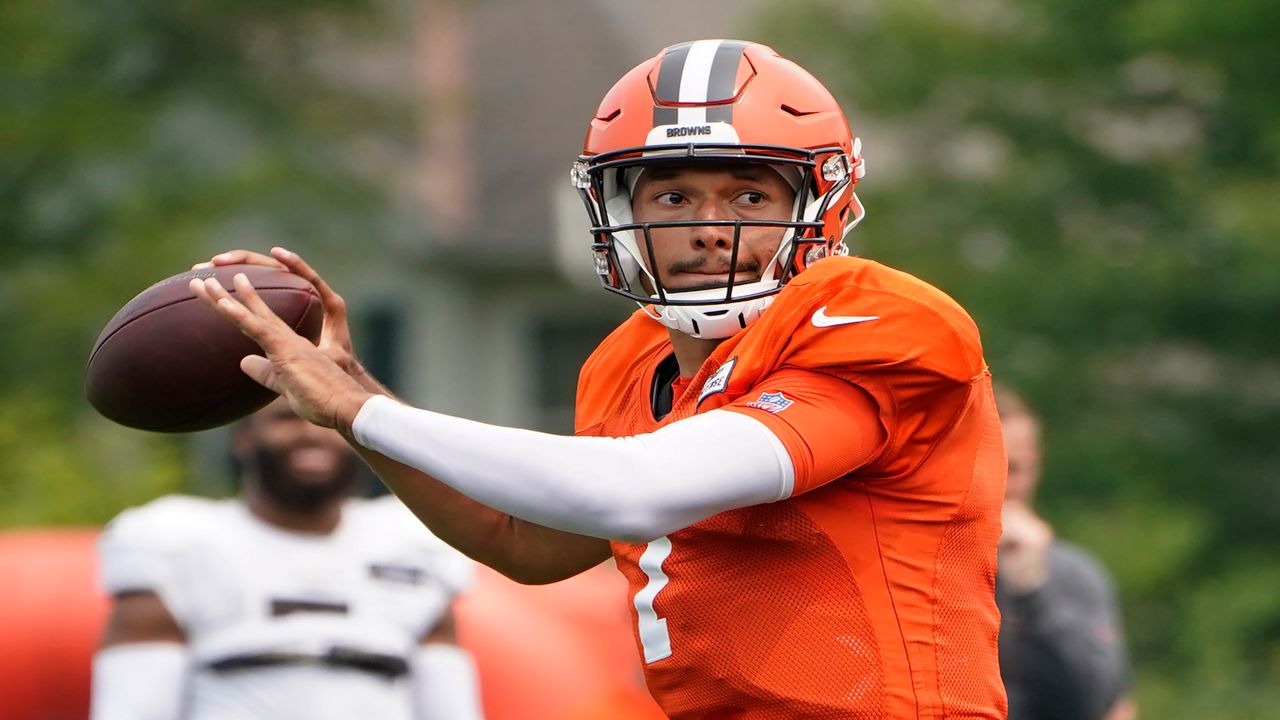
[
  {"left": 92, "top": 399, "right": 483, "bottom": 720},
  {"left": 192, "top": 40, "right": 1008, "bottom": 719}
]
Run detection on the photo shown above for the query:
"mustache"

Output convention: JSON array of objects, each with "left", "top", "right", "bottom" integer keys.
[{"left": 665, "top": 256, "right": 762, "bottom": 276}]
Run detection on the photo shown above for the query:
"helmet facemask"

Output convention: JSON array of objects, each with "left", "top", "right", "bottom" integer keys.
[{"left": 573, "top": 145, "right": 856, "bottom": 339}]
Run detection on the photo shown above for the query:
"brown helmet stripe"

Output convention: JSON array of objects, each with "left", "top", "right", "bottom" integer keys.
[
  {"left": 652, "top": 42, "right": 690, "bottom": 126},
  {"left": 705, "top": 40, "right": 749, "bottom": 122}
]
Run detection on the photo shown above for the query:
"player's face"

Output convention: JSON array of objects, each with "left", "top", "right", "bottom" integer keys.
[
  {"left": 1002, "top": 410, "right": 1041, "bottom": 503},
  {"left": 630, "top": 164, "right": 796, "bottom": 293},
  {"left": 237, "top": 400, "right": 361, "bottom": 511}
]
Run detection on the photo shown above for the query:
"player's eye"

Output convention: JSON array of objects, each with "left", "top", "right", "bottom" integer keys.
[
  {"left": 736, "top": 191, "right": 766, "bottom": 205},
  {"left": 655, "top": 191, "right": 685, "bottom": 206}
]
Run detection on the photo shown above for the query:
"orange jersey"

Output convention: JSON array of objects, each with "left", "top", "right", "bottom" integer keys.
[{"left": 575, "top": 256, "right": 1007, "bottom": 719}]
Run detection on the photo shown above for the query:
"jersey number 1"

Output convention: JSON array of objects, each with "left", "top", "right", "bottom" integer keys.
[{"left": 634, "top": 537, "right": 673, "bottom": 663}]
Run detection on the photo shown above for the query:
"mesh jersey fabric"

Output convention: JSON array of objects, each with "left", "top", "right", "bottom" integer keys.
[{"left": 575, "top": 255, "right": 1008, "bottom": 719}]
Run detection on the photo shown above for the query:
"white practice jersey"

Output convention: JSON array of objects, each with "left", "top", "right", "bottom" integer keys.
[{"left": 98, "top": 494, "right": 473, "bottom": 720}]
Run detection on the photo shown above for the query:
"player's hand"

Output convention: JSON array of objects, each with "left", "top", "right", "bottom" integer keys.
[
  {"left": 193, "top": 249, "right": 289, "bottom": 272},
  {"left": 999, "top": 500, "right": 1054, "bottom": 594},
  {"left": 194, "top": 247, "right": 378, "bottom": 392},
  {"left": 190, "top": 271, "right": 374, "bottom": 431}
]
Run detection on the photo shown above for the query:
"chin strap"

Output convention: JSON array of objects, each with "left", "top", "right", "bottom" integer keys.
[{"left": 645, "top": 293, "right": 777, "bottom": 340}]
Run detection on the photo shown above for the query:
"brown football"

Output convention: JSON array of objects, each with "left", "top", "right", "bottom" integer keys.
[{"left": 85, "top": 264, "right": 323, "bottom": 432}]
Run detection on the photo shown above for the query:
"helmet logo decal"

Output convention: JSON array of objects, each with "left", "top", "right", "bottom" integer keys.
[{"left": 652, "top": 39, "right": 749, "bottom": 126}]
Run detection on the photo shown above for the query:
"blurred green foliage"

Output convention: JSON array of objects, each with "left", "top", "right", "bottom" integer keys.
[
  {"left": 755, "top": 0, "right": 1280, "bottom": 715},
  {"left": 0, "top": 0, "right": 411, "bottom": 524}
]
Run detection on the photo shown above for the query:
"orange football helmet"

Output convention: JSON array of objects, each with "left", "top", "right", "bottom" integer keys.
[{"left": 572, "top": 39, "right": 865, "bottom": 339}]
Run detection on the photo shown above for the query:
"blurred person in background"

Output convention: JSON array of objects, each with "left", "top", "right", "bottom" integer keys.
[
  {"left": 91, "top": 398, "right": 483, "bottom": 720},
  {"left": 996, "top": 385, "right": 1136, "bottom": 720},
  {"left": 191, "top": 39, "right": 1007, "bottom": 718}
]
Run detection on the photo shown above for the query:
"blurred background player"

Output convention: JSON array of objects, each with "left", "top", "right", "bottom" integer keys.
[
  {"left": 996, "top": 385, "right": 1136, "bottom": 720},
  {"left": 91, "top": 398, "right": 483, "bottom": 720}
]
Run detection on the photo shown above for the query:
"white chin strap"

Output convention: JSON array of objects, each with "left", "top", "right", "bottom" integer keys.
[{"left": 644, "top": 282, "right": 778, "bottom": 340}]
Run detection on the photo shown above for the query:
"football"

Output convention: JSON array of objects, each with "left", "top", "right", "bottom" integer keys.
[{"left": 85, "top": 264, "right": 323, "bottom": 432}]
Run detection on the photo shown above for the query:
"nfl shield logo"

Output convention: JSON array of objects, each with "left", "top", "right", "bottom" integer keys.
[{"left": 746, "top": 391, "right": 794, "bottom": 414}]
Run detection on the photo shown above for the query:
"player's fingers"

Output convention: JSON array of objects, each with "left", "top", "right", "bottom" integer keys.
[
  {"left": 270, "top": 247, "right": 326, "bottom": 289},
  {"left": 217, "top": 249, "right": 288, "bottom": 269},
  {"left": 190, "top": 277, "right": 213, "bottom": 301},
  {"left": 271, "top": 247, "right": 348, "bottom": 320},
  {"left": 215, "top": 294, "right": 270, "bottom": 340},
  {"left": 192, "top": 275, "right": 283, "bottom": 333},
  {"left": 239, "top": 355, "right": 279, "bottom": 391},
  {"left": 192, "top": 276, "right": 253, "bottom": 320},
  {"left": 192, "top": 250, "right": 289, "bottom": 271},
  {"left": 230, "top": 272, "right": 287, "bottom": 324},
  {"left": 192, "top": 278, "right": 278, "bottom": 348},
  {"left": 191, "top": 278, "right": 309, "bottom": 384},
  {"left": 189, "top": 276, "right": 233, "bottom": 307},
  {"left": 271, "top": 250, "right": 354, "bottom": 349}
]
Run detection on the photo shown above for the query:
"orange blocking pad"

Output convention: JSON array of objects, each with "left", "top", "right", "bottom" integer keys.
[
  {"left": 0, "top": 529, "right": 664, "bottom": 720},
  {"left": 456, "top": 562, "right": 664, "bottom": 720}
]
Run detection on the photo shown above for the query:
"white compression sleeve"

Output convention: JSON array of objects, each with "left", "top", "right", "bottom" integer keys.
[
  {"left": 352, "top": 395, "right": 794, "bottom": 543},
  {"left": 91, "top": 643, "right": 188, "bottom": 720},
  {"left": 412, "top": 644, "right": 484, "bottom": 720}
]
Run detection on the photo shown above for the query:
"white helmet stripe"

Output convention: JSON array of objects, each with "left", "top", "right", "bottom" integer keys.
[
  {"left": 653, "top": 40, "right": 748, "bottom": 127},
  {"left": 676, "top": 40, "right": 720, "bottom": 125}
]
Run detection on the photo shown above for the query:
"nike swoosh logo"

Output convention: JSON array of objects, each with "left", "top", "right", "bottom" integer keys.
[{"left": 811, "top": 306, "right": 880, "bottom": 328}]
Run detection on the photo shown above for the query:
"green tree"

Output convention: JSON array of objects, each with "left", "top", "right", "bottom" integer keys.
[
  {"left": 755, "top": 1, "right": 1280, "bottom": 716},
  {"left": 0, "top": 0, "right": 414, "bottom": 525}
]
